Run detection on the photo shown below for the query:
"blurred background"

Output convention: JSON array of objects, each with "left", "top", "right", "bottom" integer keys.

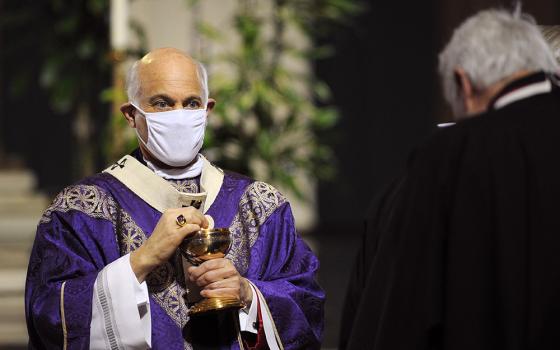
[{"left": 0, "top": 0, "right": 559, "bottom": 349}]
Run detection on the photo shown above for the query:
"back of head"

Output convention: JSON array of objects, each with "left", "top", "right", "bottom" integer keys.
[{"left": 439, "top": 8, "right": 559, "bottom": 116}]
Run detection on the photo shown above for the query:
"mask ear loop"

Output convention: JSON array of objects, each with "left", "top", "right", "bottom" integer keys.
[
  {"left": 135, "top": 128, "right": 150, "bottom": 148},
  {"left": 130, "top": 103, "right": 150, "bottom": 147},
  {"left": 129, "top": 102, "right": 145, "bottom": 116}
]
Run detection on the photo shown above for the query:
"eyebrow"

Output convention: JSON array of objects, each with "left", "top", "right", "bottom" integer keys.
[
  {"left": 182, "top": 95, "right": 202, "bottom": 104},
  {"left": 148, "top": 94, "right": 176, "bottom": 105},
  {"left": 147, "top": 94, "right": 202, "bottom": 106}
]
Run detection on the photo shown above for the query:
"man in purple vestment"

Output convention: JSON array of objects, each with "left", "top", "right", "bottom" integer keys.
[{"left": 25, "top": 48, "right": 324, "bottom": 350}]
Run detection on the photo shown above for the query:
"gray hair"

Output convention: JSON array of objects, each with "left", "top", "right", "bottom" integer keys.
[
  {"left": 438, "top": 9, "right": 559, "bottom": 116},
  {"left": 126, "top": 58, "right": 209, "bottom": 106}
]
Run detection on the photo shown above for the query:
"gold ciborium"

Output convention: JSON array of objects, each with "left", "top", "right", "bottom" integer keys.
[{"left": 179, "top": 228, "right": 245, "bottom": 315}]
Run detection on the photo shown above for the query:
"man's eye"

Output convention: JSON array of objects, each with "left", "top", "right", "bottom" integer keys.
[
  {"left": 186, "top": 100, "right": 201, "bottom": 109},
  {"left": 155, "top": 101, "right": 168, "bottom": 108}
]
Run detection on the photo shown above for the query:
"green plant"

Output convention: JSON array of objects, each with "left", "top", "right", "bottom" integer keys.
[{"left": 191, "top": 0, "right": 361, "bottom": 198}]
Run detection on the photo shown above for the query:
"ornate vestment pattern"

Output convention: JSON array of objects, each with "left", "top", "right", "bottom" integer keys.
[
  {"left": 40, "top": 185, "right": 117, "bottom": 225},
  {"left": 227, "top": 181, "right": 286, "bottom": 275}
]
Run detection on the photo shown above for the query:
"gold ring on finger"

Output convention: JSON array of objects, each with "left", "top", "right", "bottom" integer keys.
[{"left": 176, "top": 214, "right": 187, "bottom": 227}]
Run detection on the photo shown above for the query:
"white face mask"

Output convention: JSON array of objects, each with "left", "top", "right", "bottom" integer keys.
[{"left": 131, "top": 103, "right": 207, "bottom": 167}]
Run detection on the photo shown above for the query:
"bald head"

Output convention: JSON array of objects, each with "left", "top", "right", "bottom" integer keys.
[{"left": 126, "top": 48, "right": 209, "bottom": 105}]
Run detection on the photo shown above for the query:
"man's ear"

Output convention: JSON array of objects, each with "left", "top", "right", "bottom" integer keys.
[
  {"left": 206, "top": 98, "right": 216, "bottom": 113},
  {"left": 120, "top": 102, "right": 137, "bottom": 128},
  {"left": 454, "top": 67, "right": 474, "bottom": 112},
  {"left": 454, "top": 67, "right": 474, "bottom": 98}
]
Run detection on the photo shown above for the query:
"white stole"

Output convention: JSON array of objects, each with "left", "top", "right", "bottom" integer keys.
[{"left": 102, "top": 154, "right": 223, "bottom": 215}]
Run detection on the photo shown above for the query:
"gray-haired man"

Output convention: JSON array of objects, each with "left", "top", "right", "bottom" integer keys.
[{"left": 342, "top": 8, "right": 560, "bottom": 349}]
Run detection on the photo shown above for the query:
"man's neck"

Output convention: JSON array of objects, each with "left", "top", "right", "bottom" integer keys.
[
  {"left": 136, "top": 145, "right": 204, "bottom": 180},
  {"left": 465, "top": 70, "right": 533, "bottom": 117}
]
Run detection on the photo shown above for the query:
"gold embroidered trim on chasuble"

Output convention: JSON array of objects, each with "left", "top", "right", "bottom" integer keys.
[
  {"left": 168, "top": 179, "right": 200, "bottom": 193},
  {"left": 40, "top": 185, "right": 117, "bottom": 224},
  {"left": 226, "top": 181, "right": 286, "bottom": 275}
]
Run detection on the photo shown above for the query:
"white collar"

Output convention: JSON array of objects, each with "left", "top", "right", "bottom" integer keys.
[
  {"left": 144, "top": 154, "right": 204, "bottom": 180},
  {"left": 494, "top": 79, "right": 552, "bottom": 109}
]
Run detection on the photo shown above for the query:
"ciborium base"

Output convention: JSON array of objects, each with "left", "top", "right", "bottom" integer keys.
[{"left": 188, "top": 297, "right": 245, "bottom": 316}]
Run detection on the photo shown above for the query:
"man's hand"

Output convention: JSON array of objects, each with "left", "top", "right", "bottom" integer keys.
[
  {"left": 130, "top": 207, "right": 208, "bottom": 282},
  {"left": 187, "top": 259, "right": 253, "bottom": 305}
]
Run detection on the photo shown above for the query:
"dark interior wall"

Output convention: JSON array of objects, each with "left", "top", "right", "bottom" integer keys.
[
  {"left": 314, "top": 2, "right": 439, "bottom": 345},
  {"left": 0, "top": 1, "right": 111, "bottom": 194},
  {"left": 315, "top": 0, "right": 438, "bottom": 234},
  {"left": 0, "top": 2, "right": 74, "bottom": 192}
]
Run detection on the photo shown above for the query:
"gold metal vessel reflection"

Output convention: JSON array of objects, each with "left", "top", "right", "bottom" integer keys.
[{"left": 179, "top": 228, "right": 245, "bottom": 315}]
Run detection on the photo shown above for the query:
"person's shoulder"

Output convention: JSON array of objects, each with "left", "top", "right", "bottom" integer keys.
[
  {"left": 47, "top": 172, "right": 114, "bottom": 202},
  {"left": 418, "top": 105, "right": 515, "bottom": 157},
  {"left": 222, "top": 169, "right": 254, "bottom": 186},
  {"left": 39, "top": 172, "right": 117, "bottom": 226},
  {"left": 219, "top": 170, "right": 290, "bottom": 223},
  {"left": 406, "top": 122, "right": 468, "bottom": 167},
  {"left": 224, "top": 170, "right": 287, "bottom": 204},
  {"left": 411, "top": 95, "right": 554, "bottom": 176},
  {"left": 64, "top": 172, "right": 118, "bottom": 201},
  {"left": 436, "top": 90, "right": 559, "bottom": 148},
  {"left": 403, "top": 115, "right": 497, "bottom": 181}
]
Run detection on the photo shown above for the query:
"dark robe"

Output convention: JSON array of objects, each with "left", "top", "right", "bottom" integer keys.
[{"left": 342, "top": 71, "right": 560, "bottom": 349}]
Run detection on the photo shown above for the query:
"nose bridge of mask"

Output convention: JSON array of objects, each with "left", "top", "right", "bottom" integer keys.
[{"left": 130, "top": 103, "right": 206, "bottom": 124}]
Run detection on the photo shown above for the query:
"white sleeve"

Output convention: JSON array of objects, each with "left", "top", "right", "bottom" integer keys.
[
  {"left": 238, "top": 283, "right": 282, "bottom": 350},
  {"left": 90, "top": 253, "right": 151, "bottom": 349},
  {"left": 238, "top": 285, "right": 258, "bottom": 334}
]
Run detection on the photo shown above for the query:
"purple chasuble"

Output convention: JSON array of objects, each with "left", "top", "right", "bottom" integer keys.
[{"left": 25, "top": 156, "right": 324, "bottom": 350}]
